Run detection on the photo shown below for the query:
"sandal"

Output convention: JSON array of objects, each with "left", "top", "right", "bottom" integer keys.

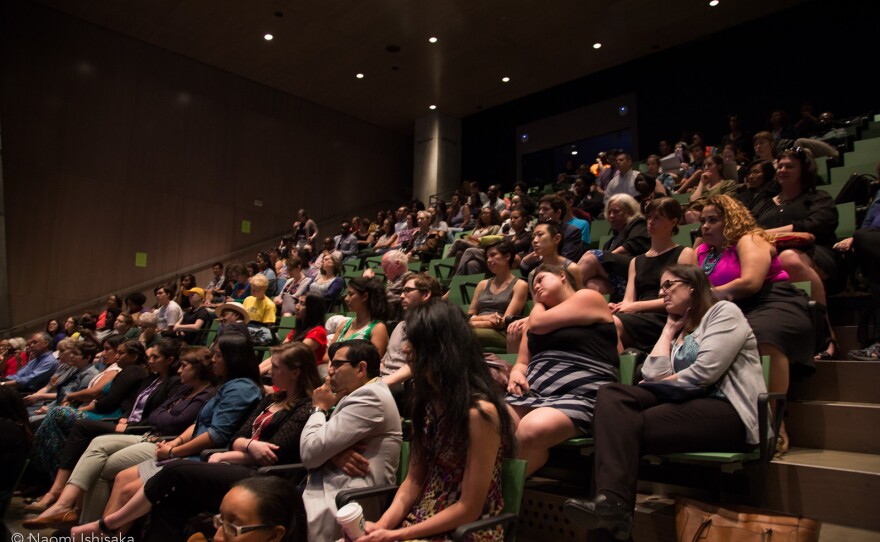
[
  {"left": 775, "top": 431, "right": 789, "bottom": 458},
  {"left": 847, "top": 342, "right": 880, "bottom": 361},
  {"left": 814, "top": 338, "right": 838, "bottom": 361}
]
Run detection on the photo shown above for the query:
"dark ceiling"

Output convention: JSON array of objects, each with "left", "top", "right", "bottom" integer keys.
[{"left": 31, "top": 0, "right": 806, "bottom": 133}]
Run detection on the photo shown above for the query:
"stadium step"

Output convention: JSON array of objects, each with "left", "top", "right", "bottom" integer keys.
[
  {"left": 789, "top": 360, "right": 880, "bottom": 403},
  {"left": 767, "top": 447, "right": 880, "bottom": 533},
  {"left": 786, "top": 400, "right": 880, "bottom": 455}
]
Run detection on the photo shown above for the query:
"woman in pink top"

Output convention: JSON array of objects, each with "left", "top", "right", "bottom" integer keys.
[{"left": 692, "top": 195, "right": 812, "bottom": 455}]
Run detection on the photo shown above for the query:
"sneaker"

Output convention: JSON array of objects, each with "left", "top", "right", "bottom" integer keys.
[{"left": 847, "top": 342, "right": 880, "bottom": 361}]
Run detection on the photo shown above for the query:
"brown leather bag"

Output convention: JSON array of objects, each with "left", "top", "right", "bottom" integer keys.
[{"left": 675, "top": 498, "right": 821, "bottom": 542}]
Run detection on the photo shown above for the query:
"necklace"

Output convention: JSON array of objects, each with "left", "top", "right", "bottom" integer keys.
[{"left": 701, "top": 247, "right": 722, "bottom": 276}]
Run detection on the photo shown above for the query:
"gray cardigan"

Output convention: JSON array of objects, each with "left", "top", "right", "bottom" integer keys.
[{"left": 642, "top": 301, "right": 767, "bottom": 445}]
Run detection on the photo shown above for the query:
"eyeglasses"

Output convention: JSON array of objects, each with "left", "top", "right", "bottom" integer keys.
[
  {"left": 212, "top": 514, "right": 272, "bottom": 538},
  {"left": 660, "top": 279, "right": 689, "bottom": 292},
  {"left": 329, "top": 358, "right": 358, "bottom": 370},
  {"left": 401, "top": 287, "right": 426, "bottom": 295}
]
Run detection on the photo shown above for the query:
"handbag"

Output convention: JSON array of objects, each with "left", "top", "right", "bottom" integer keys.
[
  {"left": 772, "top": 232, "right": 815, "bottom": 250},
  {"left": 675, "top": 497, "right": 820, "bottom": 542}
]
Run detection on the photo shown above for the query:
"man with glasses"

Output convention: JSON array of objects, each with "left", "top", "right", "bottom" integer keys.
[
  {"left": 382, "top": 273, "right": 441, "bottom": 383},
  {"left": 300, "top": 339, "right": 402, "bottom": 541},
  {"left": 1, "top": 332, "right": 58, "bottom": 392}
]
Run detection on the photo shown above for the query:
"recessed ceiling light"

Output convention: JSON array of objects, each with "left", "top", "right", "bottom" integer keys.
[
  {"left": 709, "top": 0, "right": 719, "bottom": 5},
  {"left": 501, "top": 77, "right": 510, "bottom": 83},
  {"left": 356, "top": 73, "right": 364, "bottom": 79},
  {"left": 429, "top": 105, "right": 437, "bottom": 110},
  {"left": 264, "top": 34, "right": 274, "bottom": 41},
  {"left": 593, "top": 42, "right": 602, "bottom": 49},
  {"left": 571, "top": 151, "right": 578, "bottom": 155},
  {"left": 428, "top": 37, "right": 438, "bottom": 43}
]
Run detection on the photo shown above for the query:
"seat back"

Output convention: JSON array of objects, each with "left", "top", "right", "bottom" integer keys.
[
  {"left": 447, "top": 274, "right": 485, "bottom": 306},
  {"left": 619, "top": 353, "right": 637, "bottom": 385},
  {"left": 501, "top": 458, "right": 529, "bottom": 518},
  {"left": 397, "top": 441, "right": 411, "bottom": 485}
]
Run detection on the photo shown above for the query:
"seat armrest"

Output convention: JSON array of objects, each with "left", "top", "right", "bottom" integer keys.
[
  {"left": 335, "top": 485, "right": 399, "bottom": 509},
  {"left": 452, "top": 513, "right": 518, "bottom": 542},
  {"left": 256, "top": 463, "right": 307, "bottom": 482},
  {"left": 200, "top": 448, "right": 229, "bottom": 461},
  {"left": 758, "top": 392, "right": 787, "bottom": 463},
  {"left": 123, "top": 425, "right": 153, "bottom": 434}
]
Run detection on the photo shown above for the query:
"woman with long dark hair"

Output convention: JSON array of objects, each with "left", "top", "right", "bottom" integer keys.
[
  {"left": 325, "top": 277, "right": 390, "bottom": 364},
  {"left": 360, "top": 300, "right": 515, "bottom": 541}
]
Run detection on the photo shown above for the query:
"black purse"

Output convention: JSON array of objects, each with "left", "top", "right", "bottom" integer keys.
[{"left": 638, "top": 380, "right": 713, "bottom": 403}]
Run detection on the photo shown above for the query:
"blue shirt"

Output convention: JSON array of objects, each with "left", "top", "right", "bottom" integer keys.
[
  {"left": 567, "top": 217, "right": 592, "bottom": 244},
  {"left": 8, "top": 351, "right": 58, "bottom": 392},
  {"left": 194, "top": 377, "right": 262, "bottom": 447}
]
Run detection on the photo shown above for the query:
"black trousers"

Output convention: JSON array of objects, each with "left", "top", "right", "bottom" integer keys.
[
  {"left": 592, "top": 383, "right": 750, "bottom": 506},
  {"left": 854, "top": 229, "right": 880, "bottom": 340},
  {"left": 59, "top": 419, "right": 117, "bottom": 470},
  {"left": 142, "top": 461, "right": 256, "bottom": 542}
]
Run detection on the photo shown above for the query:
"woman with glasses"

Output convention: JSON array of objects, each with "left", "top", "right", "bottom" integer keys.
[
  {"left": 565, "top": 265, "right": 765, "bottom": 540},
  {"left": 505, "top": 264, "right": 618, "bottom": 476},
  {"left": 71, "top": 342, "right": 318, "bottom": 541},
  {"left": 753, "top": 147, "right": 841, "bottom": 360},
  {"left": 211, "top": 476, "right": 307, "bottom": 542}
]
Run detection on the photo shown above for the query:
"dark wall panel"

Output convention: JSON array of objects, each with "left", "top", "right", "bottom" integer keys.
[{"left": 1, "top": 0, "right": 412, "bottom": 328}]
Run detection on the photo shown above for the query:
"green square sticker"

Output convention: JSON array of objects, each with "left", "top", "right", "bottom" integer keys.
[
  {"left": 135, "top": 252, "right": 148, "bottom": 267},
  {"left": 241, "top": 220, "right": 251, "bottom": 234}
]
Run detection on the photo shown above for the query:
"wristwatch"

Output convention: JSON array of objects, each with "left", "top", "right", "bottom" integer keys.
[{"left": 312, "top": 406, "right": 328, "bottom": 418}]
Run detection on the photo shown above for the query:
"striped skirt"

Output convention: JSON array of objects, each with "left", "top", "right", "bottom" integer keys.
[{"left": 506, "top": 350, "right": 618, "bottom": 434}]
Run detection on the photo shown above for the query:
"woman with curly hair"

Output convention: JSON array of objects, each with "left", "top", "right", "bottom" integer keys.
[{"left": 693, "top": 194, "right": 813, "bottom": 454}]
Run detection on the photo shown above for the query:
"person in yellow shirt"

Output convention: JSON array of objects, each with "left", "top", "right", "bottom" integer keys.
[{"left": 243, "top": 274, "right": 276, "bottom": 325}]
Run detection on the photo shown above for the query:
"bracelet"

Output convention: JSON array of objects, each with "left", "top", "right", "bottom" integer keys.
[
  {"left": 168, "top": 447, "right": 175, "bottom": 459},
  {"left": 246, "top": 438, "right": 254, "bottom": 452}
]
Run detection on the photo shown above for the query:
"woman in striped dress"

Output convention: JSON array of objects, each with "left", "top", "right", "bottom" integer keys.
[{"left": 506, "top": 264, "right": 619, "bottom": 476}]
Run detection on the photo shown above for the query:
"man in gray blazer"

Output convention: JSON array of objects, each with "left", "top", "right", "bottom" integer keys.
[{"left": 300, "top": 339, "right": 402, "bottom": 540}]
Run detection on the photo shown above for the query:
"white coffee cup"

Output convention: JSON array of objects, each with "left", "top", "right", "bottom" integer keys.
[{"left": 336, "top": 501, "right": 366, "bottom": 541}]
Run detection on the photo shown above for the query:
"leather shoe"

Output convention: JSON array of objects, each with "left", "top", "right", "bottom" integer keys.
[
  {"left": 564, "top": 494, "right": 633, "bottom": 540},
  {"left": 22, "top": 509, "right": 79, "bottom": 529}
]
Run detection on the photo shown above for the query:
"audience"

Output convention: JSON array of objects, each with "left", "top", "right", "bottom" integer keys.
[
  {"left": 70, "top": 334, "right": 261, "bottom": 529},
  {"left": 23, "top": 342, "right": 212, "bottom": 528},
  {"left": 72, "top": 342, "right": 320, "bottom": 539},
  {"left": 8, "top": 102, "right": 879, "bottom": 540},
  {"left": 1, "top": 332, "right": 57, "bottom": 392}
]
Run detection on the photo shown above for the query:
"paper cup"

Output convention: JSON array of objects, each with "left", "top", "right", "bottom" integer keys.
[{"left": 336, "top": 501, "right": 366, "bottom": 541}]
